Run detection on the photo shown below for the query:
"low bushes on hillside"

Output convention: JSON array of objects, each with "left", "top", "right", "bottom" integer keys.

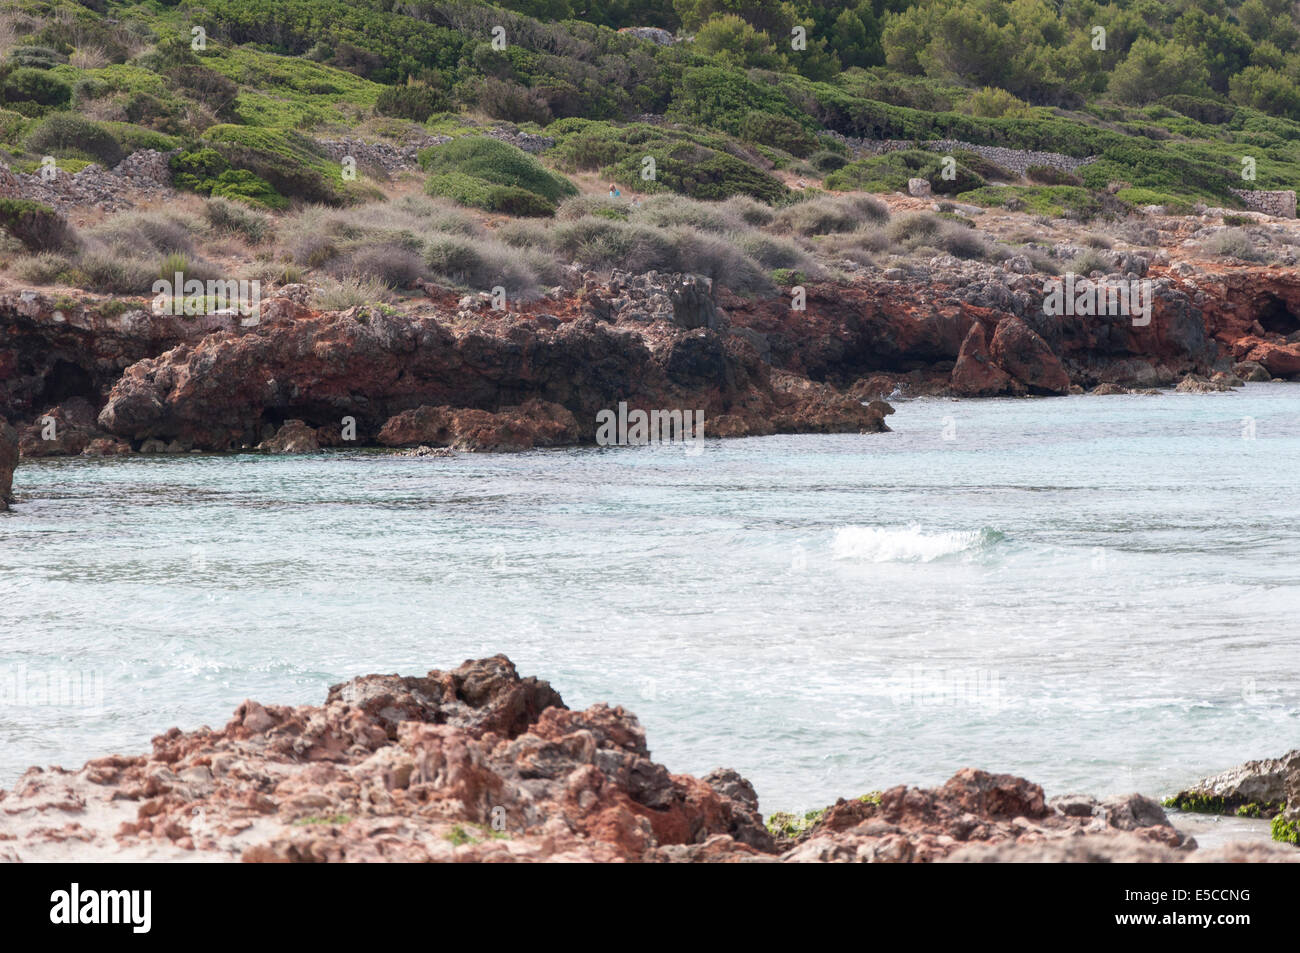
[
  {"left": 773, "top": 194, "right": 889, "bottom": 236},
  {"left": 419, "top": 136, "right": 577, "bottom": 216},
  {"left": 202, "top": 125, "right": 349, "bottom": 206},
  {"left": 549, "top": 215, "right": 771, "bottom": 293},
  {"left": 204, "top": 198, "right": 273, "bottom": 244},
  {"left": 0, "top": 68, "right": 72, "bottom": 113},
  {"left": 0, "top": 199, "right": 75, "bottom": 251},
  {"left": 1206, "top": 228, "right": 1266, "bottom": 261},
  {"left": 25, "top": 113, "right": 124, "bottom": 166},
  {"left": 886, "top": 212, "right": 990, "bottom": 260},
  {"left": 824, "top": 149, "right": 985, "bottom": 195},
  {"left": 375, "top": 81, "right": 450, "bottom": 122},
  {"left": 548, "top": 120, "right": 788, "bottom": 204},
  {"left": 170, "top": 149, "right": 287, "bottom": 210}
]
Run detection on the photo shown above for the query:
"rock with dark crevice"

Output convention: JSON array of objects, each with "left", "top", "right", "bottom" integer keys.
[{"left": 0, "top": 416, "right": 17, "bottom": 510}]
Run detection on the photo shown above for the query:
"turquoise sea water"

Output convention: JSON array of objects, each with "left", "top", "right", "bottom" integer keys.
[{"left": 2, "top": 385, "right": 1298, "bottom": 812}]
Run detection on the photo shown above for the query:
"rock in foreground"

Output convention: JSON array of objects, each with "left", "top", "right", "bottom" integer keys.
[
  {"left": 0, "top": 657, "right": 1296, "bottom": 863},
  {"left": 0, "top": 415, "right": 17, "bottom": 510}
]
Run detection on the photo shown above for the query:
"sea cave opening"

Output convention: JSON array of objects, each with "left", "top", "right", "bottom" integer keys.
[
  {"left": 1256, "top": 294, "right": 1300, "bottom": 336},
  {"left": 38, "top": 359, "right": 97, "bottom": 408}
]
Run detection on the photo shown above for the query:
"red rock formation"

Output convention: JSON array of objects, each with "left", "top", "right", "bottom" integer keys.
[
  {"left": 0, "top": 290, "right": 247, "bottom": 425},
  {"left": 5, "top": 262, "right": 1299, "bottom": 460},
  {"left": 15, "top": 397, "right": 113, "bottom": 457},
  {"left": 1235, "top": 338, "right": 1300, "bottom": 377},
  {"left": 92, "top": 301, "right": 890, "bottom": 451},
  {"left": 989, "top": 316, "right": 1071, "bottom": 395},
  {"left": 950, "top": 322, "right": 1012, "bottom": 396},
  {"left": 257, "top": 420, "right": 320, "bottom": 453},
  {"left": 377, "top": 400, "right": 580, "bottom": 452},
  {"left": 2, "top": 657, "right": 1296, "bottom": 863},
  {"left": 0, "top": 656, "right": 772, "bottom": 862}
]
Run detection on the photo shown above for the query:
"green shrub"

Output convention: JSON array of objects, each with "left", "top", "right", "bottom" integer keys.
[
  {"left": 957, "top": 185, "right": 1103, "bottom": 219},
  {"left": 24, "top": 114, "right": 123, "bottom": 166},
  {"left": 104, "top": 123, "right": 179, "bottom": 155},
  {"left": 170, "top": 149, "right": 230, "bottom": 193},
  {"left": 607, "top": 142, "right": 788, "bottom": 202},
  {"left": 741, "top": 112, "right": 819, "bottom": 157},
  {"left": 963, "top": 87, "right": 1034, "bottom": 119},
  {"left": 1160, "top": 95, "right": 1236, "bottom": 125},
  {"left": 203, "top": 125, "right": 346, "bottom": 206},
  {"left": 376, "top": 82, "right": 449, "bottom": 122},
  {"left": 6, "top": 46, "right": 68, "bottom": 70},
  {"left": 425, "top": 172, "right": 557, "bottom": 216},
  {"left": 170, "top": 148, "right": 287, "bottom": 210},
  {"left": 825, "top": 149, "right": 986, "bottom": 195},
  {"left": 1079, "top": 141, "right": 1232, "bottom": 204},
  {"left": 950, "top": 150, "right": 1014, "bottom": 182},
  {"left": 0, "top": 199, "right": 75, "bottom": 251},
  {"left": 2, "top": 68, "right": 72, "bottom": 109},
  {"left": 124, "top": 92, "right": 179, "bottom": 130},
  {"left": 1113, "top": 188, "right": 1193, "bottom": 213},
  {"left": 211, "top": 170, "right": 288, "bottom": 209},
  {"left": 549, "top": 121, "right": 788, "bottom": 203},
  {"left": 1025, "top": 165, "right": 1081, "bottom": 187},
  {"left": 667, "top": 66, "right": 812, "bottom": 142},
  {"left": 809, "top": 150, "right": 848, "bottom": 173},
  {"left": 418, "top": 137, "right": 577, "bottom": 204},
  {"left": 824, "top": 149, "right": 932, "bottom": 193}
]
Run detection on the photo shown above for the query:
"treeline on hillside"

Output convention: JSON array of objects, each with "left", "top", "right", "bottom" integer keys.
[
  {"left": 3, "top": 0, "right": 1299, "bottom": 214},
  {"left": 25, "top": 1, "right": 1298, "bottom": 125}
]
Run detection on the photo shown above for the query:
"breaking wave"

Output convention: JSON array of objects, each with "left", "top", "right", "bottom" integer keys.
[{"left": 831, "top": 525, "right": 1005, "bottom": 563}]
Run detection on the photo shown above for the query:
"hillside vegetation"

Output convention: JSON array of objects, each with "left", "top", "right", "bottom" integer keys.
[{"left": 0, "top": 0, "right": 1297, "bottom": 301}]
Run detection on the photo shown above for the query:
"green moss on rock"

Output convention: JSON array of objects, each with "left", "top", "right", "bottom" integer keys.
[{"left": 1270, "top": 815, "right": 1299, "bottom": 845}]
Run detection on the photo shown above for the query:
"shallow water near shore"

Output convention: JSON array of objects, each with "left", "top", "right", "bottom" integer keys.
[{"left": 3, "top": 384, "right": 1299, "bottom": 812}]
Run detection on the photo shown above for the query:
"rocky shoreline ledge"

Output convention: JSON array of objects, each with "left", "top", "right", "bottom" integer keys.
[
  {"left": 2, "top": 245, "right": 1298, "bottom": 465},
  {"left": 0, "top": 656, "right": 1295, "bottom": 863}
]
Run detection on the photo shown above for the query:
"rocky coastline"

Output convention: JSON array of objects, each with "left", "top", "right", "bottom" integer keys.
[
  {"left": 0, "top": 655, "right": 1294, "bottom": 863},
  {"left": 1, "top": 248, "right": 1298, "bottom": 469}
]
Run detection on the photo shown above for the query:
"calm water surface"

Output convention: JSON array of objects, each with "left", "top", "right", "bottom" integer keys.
[{"left": 2, "top": 385, "right": 1298, "bottom": 812}]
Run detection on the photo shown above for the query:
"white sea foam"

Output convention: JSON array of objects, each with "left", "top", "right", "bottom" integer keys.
[{"left": 831, "top": 525, "right": 999, "bottom": 563}]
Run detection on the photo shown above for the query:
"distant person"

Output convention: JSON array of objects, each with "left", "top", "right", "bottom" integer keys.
[{"left": 609, "top": 183, "right": 621, "bottom": 198}]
